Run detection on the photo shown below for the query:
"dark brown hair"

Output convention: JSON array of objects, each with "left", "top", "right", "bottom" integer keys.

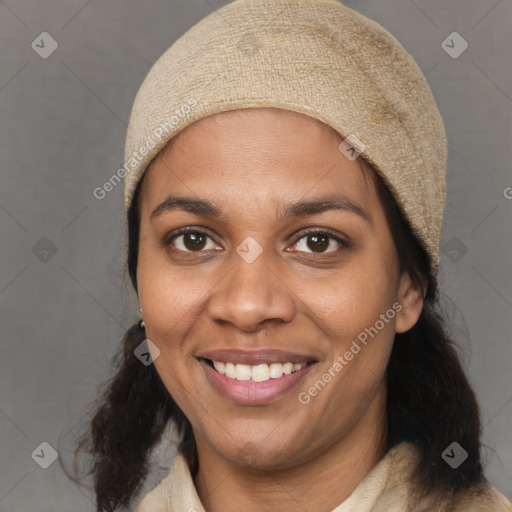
[{"left": 75, "top": 160, "right": 486, "bottom": 511}]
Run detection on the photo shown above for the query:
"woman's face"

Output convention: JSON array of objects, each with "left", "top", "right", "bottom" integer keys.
[{"left": 137, "top": 108, "right": 423, "bottom": 470}]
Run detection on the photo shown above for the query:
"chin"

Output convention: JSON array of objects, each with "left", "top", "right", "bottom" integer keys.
[{"left": 212, "top": 438, "right": 308, "bottom": 471}]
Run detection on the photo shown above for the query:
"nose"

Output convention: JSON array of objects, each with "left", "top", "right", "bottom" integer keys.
[{"left": 207, "top": 247, "right": 296, "bottom": 332}]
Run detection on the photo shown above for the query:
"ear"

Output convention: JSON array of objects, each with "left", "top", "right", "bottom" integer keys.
[{"left": 395, "top": 272, "right": 425, "bottom": 334}]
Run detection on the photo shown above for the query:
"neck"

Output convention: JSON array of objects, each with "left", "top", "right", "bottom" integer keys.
[{"left": 193, "top": 388, "right": 388, "bottom": 512}]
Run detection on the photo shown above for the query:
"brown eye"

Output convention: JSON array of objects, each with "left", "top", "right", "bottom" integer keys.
[
  {"left": 307, "top": 234, "right": 330, "bottom": 252},
  {"left": 291, "top": 230, "right": 348, "bottom": 254},
  {"left": 168, "top": 229, "right": 218, "bottom": 253},
  {"left": 183, "top": 232, "right": 207, "bottom": 251}
]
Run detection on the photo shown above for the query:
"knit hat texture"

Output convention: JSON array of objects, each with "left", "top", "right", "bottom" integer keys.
[{"left": 124, "top": 0, "right": 447, "bottom": 274}]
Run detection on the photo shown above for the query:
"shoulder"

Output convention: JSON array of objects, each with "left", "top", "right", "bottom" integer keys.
[
  {"left": 410, "top": 477, "right": 512, "bottom": 512},
  {"left": 378, "top": 443, "right": 511, "bottom": 512},
  {"left": 451, "top": 484, "right": 512, "bottom": 512},
  {"left": 133, "top": 471, "right": 174, "bottom": 512},
  {"left": 134, "top": 451, "right": 205, "bottom": 512}
]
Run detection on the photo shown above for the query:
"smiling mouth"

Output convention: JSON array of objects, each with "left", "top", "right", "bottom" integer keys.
[{"left": 201, "top": 358, "right": 316, "bottom": 383}]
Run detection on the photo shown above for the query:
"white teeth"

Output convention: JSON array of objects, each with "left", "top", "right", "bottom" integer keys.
[
  {"left": 235, "top": 364, "right": 252, "bottom": 381},
  {"left": 225, "top": 362, "right": 236, "bottom": 379},
  {"left": 210, "top": 360, "right": 307, "bottom": 382},
  {"left": 251, "top": 364, "right": 270, "bottom": 382},
  {"left": 213, "top": 361, "right": 225, "bottom": 374},
  {"left": 282, "top": 362, "right": 293, "bottom": 375},
  {"left": 269, "top": 363, "right": 283, "bottom": 379}
]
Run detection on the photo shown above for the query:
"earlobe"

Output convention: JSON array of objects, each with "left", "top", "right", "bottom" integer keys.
[{"left": 395, "top": 273, "right": 425, "bottom": 334}]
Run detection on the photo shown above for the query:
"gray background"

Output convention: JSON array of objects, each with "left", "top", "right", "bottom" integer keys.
[{"left": 0, "top": 0, "right": 511, "bottom": 510}]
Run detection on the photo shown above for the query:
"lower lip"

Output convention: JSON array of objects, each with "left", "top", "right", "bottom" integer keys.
[{"left": 199, "top": 359, "right": 316, "bottom": 405}]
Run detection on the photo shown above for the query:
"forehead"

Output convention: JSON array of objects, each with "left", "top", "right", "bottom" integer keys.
[{"left": 139, "top": 108, "right": 377, "bottom": 216}]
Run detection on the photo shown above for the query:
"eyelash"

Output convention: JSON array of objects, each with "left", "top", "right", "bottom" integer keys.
[{"left": 162, "top": 226, "right": 350, "bottom": 256}]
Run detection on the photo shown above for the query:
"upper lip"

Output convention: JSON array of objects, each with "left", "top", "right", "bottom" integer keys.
[{"left": 198, "top": 349, "right": 316, "bottom": 365}]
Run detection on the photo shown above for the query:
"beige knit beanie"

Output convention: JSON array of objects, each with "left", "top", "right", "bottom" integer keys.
[{"left": 124, "top": 0, "right": 447, "bottom": 274}]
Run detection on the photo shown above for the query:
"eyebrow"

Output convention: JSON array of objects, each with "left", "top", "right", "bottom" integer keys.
[{"left": 150, "top": 193, "right": 371, "bottom": 224}]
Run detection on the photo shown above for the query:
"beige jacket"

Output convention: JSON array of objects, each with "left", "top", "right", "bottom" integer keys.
[{"left": 135, "top": 442, "right": 511, "bottom": 512}]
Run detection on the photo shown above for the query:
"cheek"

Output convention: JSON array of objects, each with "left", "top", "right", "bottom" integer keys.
[
  {"left": 137, "top": 259, "right": 205, "bottom": 418},
  {"left": 305, "top": 291, "right": 396, "bottom": 438},
  {"left": 299, "top": 256, "right": 398, "bottom": 345},
  {"left": 297, "top": 251, "right": 398, "bottom": 407},
  {"left": 136, "top": 246, "right": 202, "bottom": 377},
  {"left": 137, "top": 238, "right": 205, "bottom": 327}
]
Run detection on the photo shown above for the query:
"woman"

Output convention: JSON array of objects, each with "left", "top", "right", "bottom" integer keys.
[{"left": 77, "top": 1, "right": 512, "bottom": 511}]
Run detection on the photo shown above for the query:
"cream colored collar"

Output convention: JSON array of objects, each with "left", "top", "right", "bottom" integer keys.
[{"left": 135, "top": 441, "right": 511, "bottom": 512}]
